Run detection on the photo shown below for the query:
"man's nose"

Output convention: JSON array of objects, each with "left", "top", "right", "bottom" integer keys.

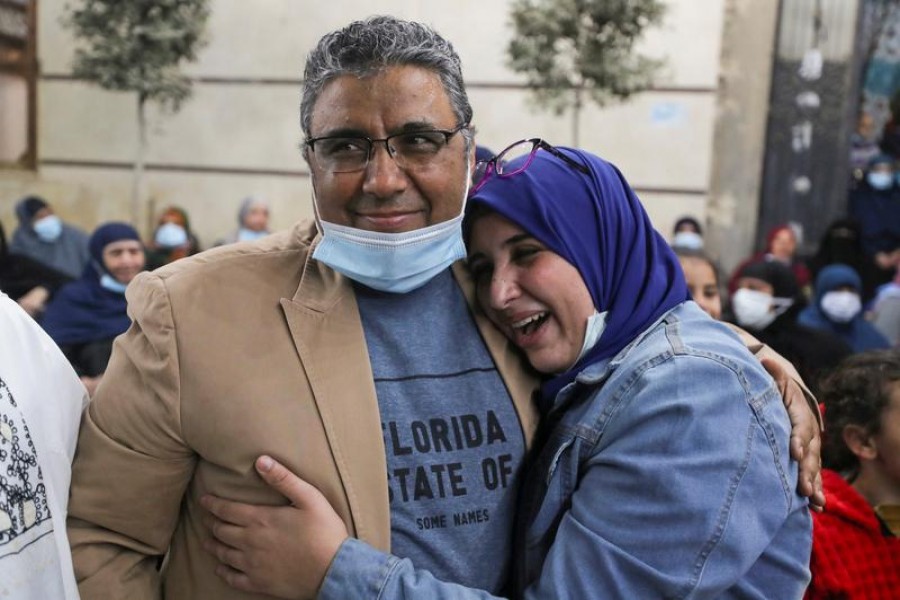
[{"left": 362, "top": 143, "right": 408, "bottom": 198}]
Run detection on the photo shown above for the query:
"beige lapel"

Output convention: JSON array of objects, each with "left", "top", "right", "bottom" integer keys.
[
  {"left": 452, "top": 262, "right": 540, "bottom": 449},
  {"left": 280, "top": 243, "right": 391, "bottom": 551}
]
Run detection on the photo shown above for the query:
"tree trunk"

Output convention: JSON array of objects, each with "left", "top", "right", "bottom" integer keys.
[
  {"left": 571, "top": 86, "right": 583, "bottom": 147},
  {"left": 131, "top": 95, "right": 147, "bottom": 234}
]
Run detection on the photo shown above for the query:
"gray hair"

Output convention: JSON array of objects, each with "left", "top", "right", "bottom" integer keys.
[{"left": 300, "top": 16, "right": 473, "bottom": 146}]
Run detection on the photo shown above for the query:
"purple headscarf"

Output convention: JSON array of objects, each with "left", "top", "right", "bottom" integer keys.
[{"left": 467, "top": 148, "right": 688, "bottom": 400}]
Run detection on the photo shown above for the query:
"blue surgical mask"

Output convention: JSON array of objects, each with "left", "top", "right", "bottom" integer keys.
[
  {"left": 33, "top": 215, "right": 63, "bottom": 242},
  {"left": 237, "top": 228, "right": 268, "bottom": 242},
  {"left": 100, "top": 274, "right": 128, "bottom": 294},
  {"left": 671, "top": 230, "right": 704, "bottom": 250},
  {"left": 867, "top": 171, "right": 894, "bottom": 190},
  {"left": 155, "top": 222, "right": 188, "bottom": 248},
  {"left": 313, "top": 215, "right": 466, "bottom": 294}
]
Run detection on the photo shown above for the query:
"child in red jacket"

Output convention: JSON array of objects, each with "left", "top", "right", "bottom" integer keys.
[{"left": 806, "top": 350, "right": 900, "bottom": 599}]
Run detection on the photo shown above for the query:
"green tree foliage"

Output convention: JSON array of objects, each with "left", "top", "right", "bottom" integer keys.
[
  {"left": 64, "top": 0, "right": 209, "bottom": 110},
  {"left": 508, "top": 0, "right": 666, "bottom": 116},
  {"left": 62, "top": 0, "right": 210, "bottom": 227}
]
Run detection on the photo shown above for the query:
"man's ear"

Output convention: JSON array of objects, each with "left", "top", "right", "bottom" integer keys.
[{"left": 843, "top": 424, "right": 878, "bottom": 461}]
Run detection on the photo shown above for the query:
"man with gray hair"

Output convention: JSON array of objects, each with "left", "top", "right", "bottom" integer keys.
[
  {"left": 68, "top": 16, "right": 536, "bottom": 599},
  {"left": 67, "top": 15, "right": 821, "bottom": 599}
]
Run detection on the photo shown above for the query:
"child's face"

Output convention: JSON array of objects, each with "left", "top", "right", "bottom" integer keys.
[{"left": 874, "top": 381, "right": 900, "bottom": 491}]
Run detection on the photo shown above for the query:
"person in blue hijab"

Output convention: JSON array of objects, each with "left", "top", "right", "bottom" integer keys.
[
  {"left": 848, "top": 154, "right": 900, "bottom": 288},
  {"left": 41, "top": 222, "right": 145, "bottom": 395},
  {"left": 10, "top": 196, "right": 91, "bottom": 279},
  {"left": 799, "top": 264, "right": 890, "bottom": 352},
  {"left": 459, "top": 146, "right": 811, "bottom": 597},
  {"left": 197, "top": 143, "right": 815, "bottom": 599}
]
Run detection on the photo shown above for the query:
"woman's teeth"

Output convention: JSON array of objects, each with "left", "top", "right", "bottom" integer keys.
[{"left": 512, "top": 312, "right": 549, "bottom": 335}]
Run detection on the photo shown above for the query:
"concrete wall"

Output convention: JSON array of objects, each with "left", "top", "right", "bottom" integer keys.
[
  {"left": 0, "top": 74, "right": 28, "bottom": 163},
  {"left": 706, "top": 0, "right": 780, "bottom": 274},
  {"left": 1, "top": 0, "right": 733, "bottom": 252}
]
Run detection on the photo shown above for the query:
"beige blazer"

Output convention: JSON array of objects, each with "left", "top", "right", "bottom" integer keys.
[{"left": 67, "top": 220, "right": 540, "bottom": 599}]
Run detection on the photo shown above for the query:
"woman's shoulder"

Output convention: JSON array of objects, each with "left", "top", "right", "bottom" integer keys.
[
  {"left": 580, "top": 308, "right": 781, "bottom": 445},
  {"left": 609, "top": 303, "right": 774, "bottom": 397}
]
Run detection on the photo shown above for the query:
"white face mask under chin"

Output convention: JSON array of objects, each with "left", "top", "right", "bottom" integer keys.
[{"left": 563, "top": 310, "right": 607, "bottom": 373}]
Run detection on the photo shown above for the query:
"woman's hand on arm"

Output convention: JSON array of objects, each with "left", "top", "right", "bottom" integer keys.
[
  {"left": 201, "top": 456, "right": 349, "bottom": 600},
  {"left": 202, "top": 457, "right": 506, "bottom": 599},
  {"left": 760, "top": 357, "right": 825, "bottom": 511}
]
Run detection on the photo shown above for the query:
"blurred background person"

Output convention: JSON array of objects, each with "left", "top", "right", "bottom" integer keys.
[
  {"left": 675, "top": 248, "right": 722, "bottom": 320},
  {"left": 0, "top": 293, "right": 87, "bottom": 600},
  {"left": 799, "top": 264, "right": 890, "bottom": 353},
  {"left": 41, "top": 223, "right": 145, "bottom": 396},
  {"left": 670, "top": 215, "right": 705, "bottom": 251},
  {"left": 9, "top": 196, "right": 90, "bottom": 280},
  {"left": 729, "top": 259, "right": 850, "bottom": 397},
  {"left": 805, "top": 350, "right": 900, "bottom": 599},
  {"left": 848, "top": 153, "right": 900, "bottom": 290},
  {"left": 878, "top": 90, "right": 900, "bottom": 159},
  {"left": 729, "top": 223, "right": 811, "bottom": 295},
  {"left": 0, "top": 220, "right": 73, "bottom": 319},
  {"left": 145, "top": 206, "right": 201, "bottom": 270},
  {"left": 848, "top": 110, "right": 880, "bottom": 181},
  {"left": 215, "top": 196, "right": 271, "bottom": 246},
  {"left": 872, "top": 264, "right": 900, "bottom": 347},
  {"left": 807, "top": 218, "right": 882, "bottom": 306}
]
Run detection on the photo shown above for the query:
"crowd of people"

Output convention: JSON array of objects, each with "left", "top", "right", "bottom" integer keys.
[
  {"left": 667, "top": 167, "right": 898, "bottom": 395},
  {"left": 0, "top": 196, "right": 271, "bottom": 392},
  {"left": 0, "top": 14, "right": 897, "bottom": 600}
]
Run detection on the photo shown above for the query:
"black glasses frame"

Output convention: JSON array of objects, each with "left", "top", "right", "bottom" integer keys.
[{"left": 305, "top": 123, "right": 469, "bottom": 173}]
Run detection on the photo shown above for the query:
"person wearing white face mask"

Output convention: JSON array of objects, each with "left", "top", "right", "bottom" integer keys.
[
  {"left": 215, "top": 196, "right": 273, "bottom": 246},
  {"left": 9, "top": 196, "right": 90, "bottom": 280},
  {"left": 730, "top": 259, "right": 851, "bottom": 396},
  {"left": 670, "top": 215, "right": 705, "bottom": 251},
  {"left": 799, "top": 264, "right": 891, "bottom": 353}
]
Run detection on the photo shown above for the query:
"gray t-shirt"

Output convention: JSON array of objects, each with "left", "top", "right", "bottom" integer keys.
[{"left": 355, "top": 269, "right": 526, "bottom": 593}]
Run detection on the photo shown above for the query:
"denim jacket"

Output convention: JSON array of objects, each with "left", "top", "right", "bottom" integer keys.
[{"left": 320, "top": 303, "right": 812, "bottom": 599}]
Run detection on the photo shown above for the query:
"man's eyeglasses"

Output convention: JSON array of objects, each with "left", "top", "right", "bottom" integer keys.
[
  {"left": 305, "top": 123, "right": 468, "bottom": 174},
  {"left": 470, "top": 138, "right": 589, "bottom": 196}
]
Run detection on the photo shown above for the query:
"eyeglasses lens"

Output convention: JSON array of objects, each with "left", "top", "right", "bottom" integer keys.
[{"left": 495, "top": 140, "right": 538, "bottom": 176}]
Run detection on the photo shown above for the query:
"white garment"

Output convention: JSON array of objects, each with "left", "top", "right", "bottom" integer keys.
[{"left": 0, "top": 293, "right": 87, "bottom": 599}]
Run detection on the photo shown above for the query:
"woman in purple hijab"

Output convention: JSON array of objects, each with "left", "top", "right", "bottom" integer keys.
[
  {"left": 198, "top": 143, "right": 816, "bottom": 599},
  {"left": 458, "top": 145, "right": 812, "bottom": 597}
]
